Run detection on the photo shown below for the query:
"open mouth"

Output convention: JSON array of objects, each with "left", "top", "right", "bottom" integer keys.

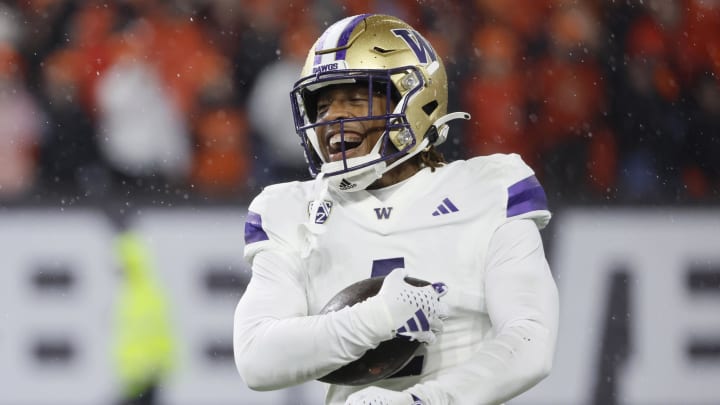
[{"left": 327, "top": 132, "right": 364, "bottom": 161}]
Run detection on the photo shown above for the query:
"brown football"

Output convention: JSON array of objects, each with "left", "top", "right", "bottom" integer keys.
[{"left": 317, "top": 275, "right": 429, "bottom": 385}]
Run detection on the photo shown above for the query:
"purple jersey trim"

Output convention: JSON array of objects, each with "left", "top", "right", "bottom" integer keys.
[
  {"left": 507, "top": 175, "right": 548, "bottom": 217},
  {"left": 244, "top": 211, "right": 269, "bottom": 244},
  {"left": 335, "top": 14, "right": 370, "bottom": 60}
]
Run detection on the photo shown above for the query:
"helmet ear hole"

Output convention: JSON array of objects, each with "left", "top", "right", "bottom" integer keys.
[
  {"left": 424, "top": 125, "right": 439, "bottom": 144},
  {"left": 422, "top": 100, "right": 438, "bottom": 116}
]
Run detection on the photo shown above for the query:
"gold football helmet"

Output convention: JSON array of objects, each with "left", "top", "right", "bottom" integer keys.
[{"left": 290, "top": 14, "right": 469, "bottom": 191}]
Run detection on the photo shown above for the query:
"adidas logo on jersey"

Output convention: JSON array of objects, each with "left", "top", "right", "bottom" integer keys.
[
  {"left": 338, "top": 178, "right": 356, "bottom": 190},
  {"left": 432, "top": 198, "right": 459, "bottom": 216}
]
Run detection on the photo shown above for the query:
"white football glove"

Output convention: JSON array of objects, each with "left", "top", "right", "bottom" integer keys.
[
  {"left": 345, "top": 386, "right": 424, "bottom": 405},
  {"left": 375, "top": 268, "right": 448, "bottom": 344}
]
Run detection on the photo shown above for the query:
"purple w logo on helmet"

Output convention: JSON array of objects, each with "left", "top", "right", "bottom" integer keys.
[{"left": 391, "top": 29, "right": 438, "bottom": 65}]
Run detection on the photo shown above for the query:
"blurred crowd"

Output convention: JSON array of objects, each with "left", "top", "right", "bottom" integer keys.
[{"left": 0, "top": 0, "right": 718, "bottom": 205}]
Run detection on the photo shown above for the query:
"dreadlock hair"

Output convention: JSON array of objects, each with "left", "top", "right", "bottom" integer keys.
[{"left": 419, "top": 145, "right": 446, "bottom": 171}]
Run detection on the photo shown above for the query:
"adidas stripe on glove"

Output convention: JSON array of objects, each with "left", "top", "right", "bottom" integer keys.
[{"left": 375, "top": 268, "right": 448, "bottom": 345}]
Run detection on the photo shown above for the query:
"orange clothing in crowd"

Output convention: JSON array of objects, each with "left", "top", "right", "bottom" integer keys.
[
  {"left": 528, "top": 56, "right": 605, "bottom": 146},
  {"left": 191, "top": 108, "right": 251, "bottom": 195}
]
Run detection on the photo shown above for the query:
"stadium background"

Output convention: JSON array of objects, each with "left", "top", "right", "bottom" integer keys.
[{"left": 0, "top": 0, "right": 718, "bottom": 404}]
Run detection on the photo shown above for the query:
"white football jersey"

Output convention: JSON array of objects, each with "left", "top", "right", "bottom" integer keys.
[{"left": 239, "top": 153, "right": 553, "bottom": 404}]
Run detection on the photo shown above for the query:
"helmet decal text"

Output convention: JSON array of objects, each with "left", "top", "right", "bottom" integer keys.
[{"left": 312, "top": 62, "right": 341, "bottom": 74}]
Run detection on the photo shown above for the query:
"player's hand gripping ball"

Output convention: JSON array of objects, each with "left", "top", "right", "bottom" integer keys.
[{"left": 318, "top": 273, "right": 447, "bottom": 385}]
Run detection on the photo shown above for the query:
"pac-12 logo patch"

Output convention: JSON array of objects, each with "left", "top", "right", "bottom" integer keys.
[{"left": 308, "top": 200, "right": 333, "bottom": 224}]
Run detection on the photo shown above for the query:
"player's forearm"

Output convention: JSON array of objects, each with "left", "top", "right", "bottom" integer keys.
[
  {"left": 234, "top": 298, "right": 391, "bottom": 390},
  {"left": 411, "top": 318, "right": 555, "bottom": 404},
  {"left": 233, "top": 251, "right": 393, "bottom": 390}
]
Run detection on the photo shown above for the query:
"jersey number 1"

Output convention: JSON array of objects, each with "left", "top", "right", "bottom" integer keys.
[{"left": 371, "top": 257, "right": 405, "bottom": 277}]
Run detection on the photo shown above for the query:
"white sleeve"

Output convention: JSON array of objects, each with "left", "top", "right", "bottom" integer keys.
[
  {"left": 410, "top": 219, "right": 559, "bottom": 404},
  {"left": 233, "top": 249, "right": 395, "bottom": 391}
]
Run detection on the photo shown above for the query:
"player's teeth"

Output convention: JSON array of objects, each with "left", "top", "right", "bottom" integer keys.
[{"left": 329, "top": 135, "right": 360, "bottom": 146}]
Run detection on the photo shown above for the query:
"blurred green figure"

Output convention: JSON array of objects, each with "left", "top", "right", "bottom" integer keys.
[{"left": 113, "top": 231, "right": 176, "bottom": 405}]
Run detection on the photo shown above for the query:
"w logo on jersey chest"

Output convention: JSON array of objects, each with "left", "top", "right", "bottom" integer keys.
[{"left": 374, "top": 207, "right": 393, "bottom": 220}]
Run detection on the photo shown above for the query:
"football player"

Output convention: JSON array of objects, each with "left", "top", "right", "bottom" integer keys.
[{"left": 234, "top": 14, "right": 559, "bottom": 405}]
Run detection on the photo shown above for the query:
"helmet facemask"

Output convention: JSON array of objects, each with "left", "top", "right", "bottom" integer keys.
[{"left": 291, "top": 66, "right": 426, "bottom": 190}]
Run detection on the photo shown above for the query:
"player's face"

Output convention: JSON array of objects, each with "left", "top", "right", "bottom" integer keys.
[{"left": 314, "top": 84, "right": 390, "bottom": 162}]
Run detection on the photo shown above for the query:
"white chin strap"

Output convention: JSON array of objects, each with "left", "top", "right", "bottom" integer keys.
[
  {"left": 321, "top": 139, "right": 387, "bottom": 192},
  {"left": 321, "top": 112, "right": 470, "bottom": 192}
]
